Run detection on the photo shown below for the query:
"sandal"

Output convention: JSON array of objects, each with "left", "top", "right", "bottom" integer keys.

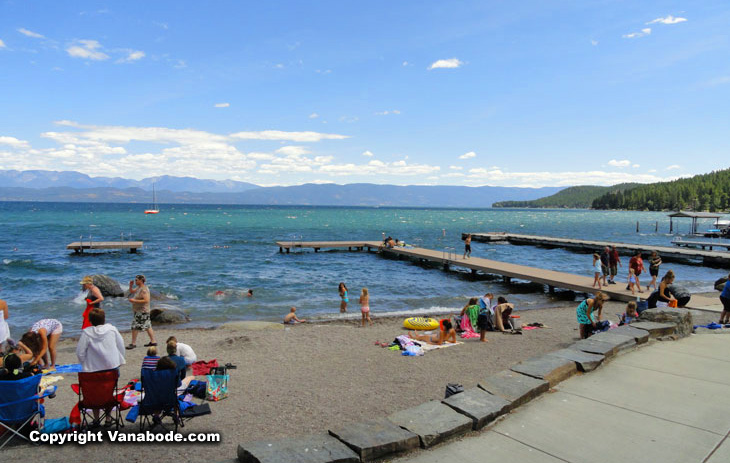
[
  {"left": 144, "top": 342, "right": 157, "bottom": 347},
  {"left": 125, "top": 344, "right": 136, "bottom": 350}
]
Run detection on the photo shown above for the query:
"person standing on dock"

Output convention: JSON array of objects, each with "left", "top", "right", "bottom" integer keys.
[
  {"left": 647, "top": 251, "right": 662, "bottom": 291},
  {"left": 600, "top": 247, "right": 610, "bottom": 286},
  {"left": 126, "top": 274, "right": 157, "bottom": 350},
  {"left": 609, "top": 245, "right": 621, "bottom": 285},
  {"left": 463, "top": 234, "right": 472, "bottom": 259},
  {"left": 628, "top": 251, "right": 644, "bottom": 293}
]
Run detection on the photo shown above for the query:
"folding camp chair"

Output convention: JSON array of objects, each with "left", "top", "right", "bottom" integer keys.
[
  {"left": 72, "top": 370, "right": 130, "bottom": 430},
  {"left": 138, "top": 369, "right": 185, "bottom": 432},
  {"left": 0, "top": 375, "right": 57, "bottom": 449}
]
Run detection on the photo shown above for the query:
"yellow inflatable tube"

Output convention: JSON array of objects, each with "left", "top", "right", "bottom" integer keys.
[{"left": 403, "top": 317, "right": 440, "bottom": 330}]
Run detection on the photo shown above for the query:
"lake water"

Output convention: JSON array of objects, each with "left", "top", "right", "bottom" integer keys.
[{"left": 0, "top": 202, "right": 725, "bottom": 337}]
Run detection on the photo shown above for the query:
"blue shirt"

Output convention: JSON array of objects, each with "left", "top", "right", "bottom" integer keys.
[
  {"left": 721, "top": 280, "right": 730, "bottom": 299},
  {"left": 168, "top": 355, "right": 187, "bottom": 380}
]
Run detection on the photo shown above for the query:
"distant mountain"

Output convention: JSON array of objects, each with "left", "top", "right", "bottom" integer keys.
[
  {"left": 493, "top": 184, "right": 639, "bottom": 209},
  {"left": 0, "top": 170, "right": 259, "bottom": 193},
  {"left": 0, "top": 183, "right": 564, "bottom": 208}
]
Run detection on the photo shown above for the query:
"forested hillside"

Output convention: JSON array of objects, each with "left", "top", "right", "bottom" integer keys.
[
  {"left": 493, "top": 184, "right": 637, "bottom": 209},
  {"left": 592, "top": 169, "right": 730, "bottom": 211}
]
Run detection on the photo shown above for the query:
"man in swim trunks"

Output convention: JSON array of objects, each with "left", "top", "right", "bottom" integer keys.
[
  {"left": 463, "top": 234, "right": 472, "bottom": 259},
  {"left": 127, "top": 274, "right": 157, "bottom": 350}
]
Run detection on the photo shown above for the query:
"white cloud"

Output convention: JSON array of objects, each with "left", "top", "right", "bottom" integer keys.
[
  {"left": 648, "top": 169, "right": 657, "bottom": 173},
  {"left": 0, "top": 39, "right": 6, "bottom": 48},
  {"left": 374, "top": 110, "right": 401, "bottom": 116},
  {"left": 362, "top": 150, "right": 374, "bottom": 157},
  {"left": 274, "top": 63, "right": 284, "bottom": 69},
  {"left": 458, "top": 169, "right": 670, "bottom": 187},
  {"left": 117, "top": 50, "right": 145, "bottom": 63},
  {"left": 623, "top": 28, "right": 651, "bottom": 39},
  {"left": 459, "top": 151, "right": 476, "bottom": 159},
  {"left": 18, "top": 28, "right": 44, "bottom": 39},
  {"left": 704, "top": 76, "right": 730, "bottom": 87},
  {"left": 308, "top": 113, "right": 319, "bottom": 119},
  {"left": 214, "top": 103, "right": 230, "bottom": 108},
  {"left": 449, "top": 165, "right": 463, "bottom": 170},
  {"left": 402, "top": 61, "right": 409, "bottom": 66},
  {"left": 0, "top": 136, "right": 30, "bottom": 148},
  {"left": 632, "top": 164, "right": 640, "bottom": 168},
  {"left": 608, "top": 159, "right": 631, "bottom": 168},
  {"left": 338, "top": 116, "right": 359, "bottom": 123},
  {"left": 647, "top": 15, "right": 687, "bottom": 25},
  {"left": 66, "top": 40, "right": 109, "bottom": 60},
  {"left": 590, "top": 39, "right": 599, "bottom": 46},
  {"left": 428, "top": 58, "right": 463, "bottom": 70},
  {"left": 230, "top": 130, "right": 349, "bottom": 142},
  {"left": 666, "top": 164, "right": 681, "bottom": 170},
  {"left": 276, "top": 146, "right": 310, "bottom": 157}
]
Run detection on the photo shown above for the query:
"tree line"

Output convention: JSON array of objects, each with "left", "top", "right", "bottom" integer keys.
[{"left": 592, "top": 169, "right": 730, "bottom": 211}]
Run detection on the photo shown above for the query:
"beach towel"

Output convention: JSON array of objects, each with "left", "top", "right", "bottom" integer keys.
[
  {"left": 459, "top": 314, "right": 479, "bottom": 339},
  {"left": 0, "top": 317, "right": 9, "bottom": 344},
  {"left": 420, "top": 341, "right": 463, "bottom": 352},
  {"left": 694, "top": 322, "right": 724, "bottom": 330},
  {"left": 43, "top": 363, "right": 82, "bottom": 375},
  {"left": 191, "top": 359, "right": 219, "bottom": 376},
  {"left": 40, "top": 375, "right": 64, "bottom": 388}
]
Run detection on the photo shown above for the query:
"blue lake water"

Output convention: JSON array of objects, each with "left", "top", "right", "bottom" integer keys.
[{"left": 0, "top": 202, "right": 725, "bottom": 337}]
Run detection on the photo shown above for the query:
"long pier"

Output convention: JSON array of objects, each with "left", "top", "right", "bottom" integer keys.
[
  {"left": 276, "top": 240, "right": 720, "bottom": 312},
  {"left": 67, "top": 241, "right": 143, "bottom": 254},
  {"left": 465, "top": 232, "right": 730, "bottom": 267}
]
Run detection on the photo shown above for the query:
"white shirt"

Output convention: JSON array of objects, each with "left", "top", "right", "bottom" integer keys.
[
  {"left": 176, "top": 342, "right": 197, "bottom": 365},
  {"left": 76, "top": 324, "right": 126, "bottom": 372}
]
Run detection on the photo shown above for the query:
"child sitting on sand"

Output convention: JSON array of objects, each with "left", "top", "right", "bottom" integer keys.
[
  {"left": 620, "top": 301, "right": 639, "bottom": 325},
  {"left": 359, "top": 288, "right": 372, "bottom": 327},
  {"left": 283, "top": 307, "right": 306, "bottom": 324},
  {"left": 142, "top": 346, "right": 159, "bottom": 370}
]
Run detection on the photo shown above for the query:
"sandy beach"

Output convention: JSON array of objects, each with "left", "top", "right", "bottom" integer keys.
[{"left": 2, "top": 300, "right": 719, "bottom": 462}]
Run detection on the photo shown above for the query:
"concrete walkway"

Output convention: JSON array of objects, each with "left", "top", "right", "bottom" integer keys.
[{"left": 395, "top": 333, "right": 730, "bottom": 463}]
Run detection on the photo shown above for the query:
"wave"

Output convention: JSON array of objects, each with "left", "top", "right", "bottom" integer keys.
[{"left": 2, "top": 258, "right": 33, "bottom": 266}]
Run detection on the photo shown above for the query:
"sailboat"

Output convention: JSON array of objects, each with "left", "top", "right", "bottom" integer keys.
[{"left": 144, "top": 184, "right": 160, "bottom": 214}]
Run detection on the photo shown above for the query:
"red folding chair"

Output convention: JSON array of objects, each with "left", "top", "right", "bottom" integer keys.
[{"left": 71, "top": 370, "right": 131, "bottom": 430}]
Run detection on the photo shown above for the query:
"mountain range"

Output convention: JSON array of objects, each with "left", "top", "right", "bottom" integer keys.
[{"left": 0, "top": 170, "right": 564, "bottom": 207}]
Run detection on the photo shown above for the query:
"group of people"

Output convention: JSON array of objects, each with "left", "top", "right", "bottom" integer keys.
[
  {"left": 338, "top": 282, "right": 373, "bottom": 327},
  {"left": 1, "top": 275, "right": 197, "bottom": 387},
  {"left": 591, "top": 247, "right": 663, "bottom": 294}
]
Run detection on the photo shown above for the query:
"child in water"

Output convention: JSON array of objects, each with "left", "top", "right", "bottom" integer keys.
[{"left": 359, "top": 288, "right": 372, "bottom": 327}]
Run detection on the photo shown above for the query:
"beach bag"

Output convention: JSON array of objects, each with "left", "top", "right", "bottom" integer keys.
[
  {"left": 206, "top": 373, "right": 229, "bottom": 401},
  {"left": 41, "top": 417, "right": 70, "bottom": 434},
  {"left": 445, "top": 383, "right": 464, "bottom": 399}
]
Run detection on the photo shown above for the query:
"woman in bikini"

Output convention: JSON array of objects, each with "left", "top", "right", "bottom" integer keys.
[{"left": 408, "top": 319, "right": 457, "bottom": 345}]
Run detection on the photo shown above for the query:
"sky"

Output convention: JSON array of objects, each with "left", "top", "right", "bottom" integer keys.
[{"left": 0, "top": 1, "right": 729, "bottom": 187}]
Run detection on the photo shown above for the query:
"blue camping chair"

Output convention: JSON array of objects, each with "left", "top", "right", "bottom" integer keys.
[
  {"left": 138, "top": 369, "right": 184, "bottom": 432},
  {"left": 0, "top": 375, "right": 57, "bottom": 449}
]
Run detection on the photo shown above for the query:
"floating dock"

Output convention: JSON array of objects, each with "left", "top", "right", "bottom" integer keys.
[
  {"left": 276, "top": 240, "right": 720, "bottom": 312},
  {"left": 465, "top": 232, "right": 730, "bottom": 267},
  {"left": 276, "top": 240, "right": 381, "bottom": 253},
  {"left": 67, "top": 241, "right": 143, "bottom": 254},
  {"left": 670, "top": 239, "right": 730, "bottom": 251}
]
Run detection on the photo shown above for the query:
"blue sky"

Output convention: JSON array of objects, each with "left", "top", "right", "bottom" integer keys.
[{"left": 0, "top": 1, "right": 728, "bottom": 187}]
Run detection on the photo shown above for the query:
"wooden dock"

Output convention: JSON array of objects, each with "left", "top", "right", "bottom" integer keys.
[
  {"left": 671, "top": 239, "right": 730, "bottom": 251},
  {"left": 465, "top": 232, "right": 730, "bottom": 267},
  {"left": 67, "top": 241, "right": 143, "bottom": 254},
  {"left": 277, "top": 240, "right": 720, "bottom": 312},
  {"left": 276, "top": 240, "right": 381, "bottom": 253}
]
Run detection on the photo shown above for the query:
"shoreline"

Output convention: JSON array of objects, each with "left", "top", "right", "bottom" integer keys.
[{"left": 3, "top": 299, "right": 719, "bottom": 462}]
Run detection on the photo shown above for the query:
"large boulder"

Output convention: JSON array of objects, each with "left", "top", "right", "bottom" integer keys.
[
  {"left": 715, "top": 277, "right": 728, "bottom": 292},
  {"left": 639, "top": 307, "right": 692, "bottom": 338},
  {"left": 90, "top": 274, "right": 124, "bottom": 298},
  {"left": 150, "top": 305, "right": 190, "bottom": 325}
]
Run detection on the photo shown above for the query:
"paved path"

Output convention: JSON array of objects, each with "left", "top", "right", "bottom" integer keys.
[{"left": 395, "top": 333, "right": 730, "bottom": 463}]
